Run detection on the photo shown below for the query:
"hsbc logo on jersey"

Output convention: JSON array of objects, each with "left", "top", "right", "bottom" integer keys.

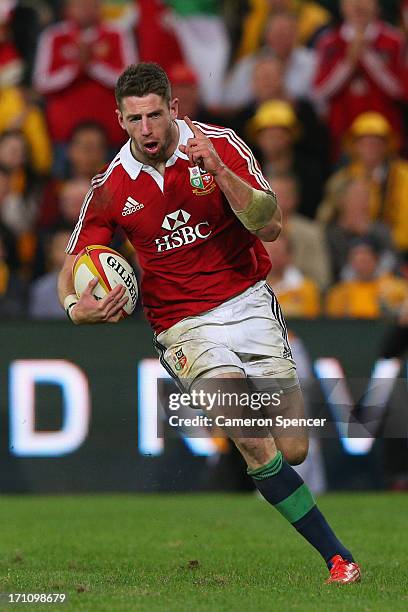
[
  {"left": 161, "top": 209, "right": 191, "bottom": 231},
  {"left": 155, "top": 209, "right": 212, "bottom": 252}
]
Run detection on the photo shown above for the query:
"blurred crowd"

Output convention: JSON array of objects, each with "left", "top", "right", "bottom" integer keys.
[{"left": 1, "top": 0, "right": 408, "bottom": 322}]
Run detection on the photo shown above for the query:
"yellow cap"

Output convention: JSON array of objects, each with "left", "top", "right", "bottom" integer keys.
[
  {"left": 346, "top": 112, "right": 397, "bottom": 154},
  {"left": 349, "top": 112, "right": 393, "bottom": 138},
  {"left": 247, "top": 100, "right": 299, "bottom": 139}
]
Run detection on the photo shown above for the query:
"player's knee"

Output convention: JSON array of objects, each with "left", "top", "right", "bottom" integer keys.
[
  {"left": 281, "top": 439, "right": 309, "bottom": 466},
  {"left": 235, "top": 437, "right": 274, "bottom": 467}
]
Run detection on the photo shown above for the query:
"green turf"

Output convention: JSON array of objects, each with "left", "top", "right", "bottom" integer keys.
[{"left": 0, "top": 493, "right": 407, "bottom": 611}]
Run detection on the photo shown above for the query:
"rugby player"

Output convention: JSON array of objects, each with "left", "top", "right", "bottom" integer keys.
[{"left": 58, "top": 63, "right": 361, "bottom": 584}]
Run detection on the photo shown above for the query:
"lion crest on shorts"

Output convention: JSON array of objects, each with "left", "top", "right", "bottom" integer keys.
[{"left": 172, "top": 347, "right": 187, "bottom": 372}]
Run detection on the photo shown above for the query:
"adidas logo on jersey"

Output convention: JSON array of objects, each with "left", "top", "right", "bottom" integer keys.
[{"left": 122, "top": 196, "right": 144, "bottom": 216}]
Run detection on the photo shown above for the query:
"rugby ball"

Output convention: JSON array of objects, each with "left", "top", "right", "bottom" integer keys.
[{"left": 73, "top": 245, "right": 138, "bottom": 315}]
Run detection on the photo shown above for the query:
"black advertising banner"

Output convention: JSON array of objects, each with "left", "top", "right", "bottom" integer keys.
[{"left": 0, "top": 319, "right": 405, "bottom": 492}]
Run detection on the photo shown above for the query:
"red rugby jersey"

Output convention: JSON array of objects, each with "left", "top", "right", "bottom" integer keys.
[{"left": 66, "top": 120, "right": 272, "bottom": 333}]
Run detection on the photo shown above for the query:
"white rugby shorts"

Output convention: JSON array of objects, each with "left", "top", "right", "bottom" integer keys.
[{"left": 154, "top": 281, "right": 299, "bottom": 391}]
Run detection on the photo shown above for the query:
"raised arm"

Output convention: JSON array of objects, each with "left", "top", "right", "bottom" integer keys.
[{"left": 179, "top": 117, "right": 282, "bottom": 242}]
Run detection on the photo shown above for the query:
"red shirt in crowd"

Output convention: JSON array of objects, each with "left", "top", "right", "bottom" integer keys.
[
  {"left": 314, "top": 20, "right": 405, "bottom": 157},
  {"left": 33, "top": 20, "right": 136, "bottom": 145},
  {"left": 66, "top": 120, "right": 272, "bottom": 333}
]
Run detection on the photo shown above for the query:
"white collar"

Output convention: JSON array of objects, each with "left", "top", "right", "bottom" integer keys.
[{"left": 119, "top": 119, "right": 191, "bottom": 180}]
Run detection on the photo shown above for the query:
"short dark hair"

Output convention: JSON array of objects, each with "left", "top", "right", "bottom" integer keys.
[
  {"left": 115, "top": 63, "right": 171, "bottom": 108},
  {"left": 349, "top": 236, "right": 381, "bottom": 256},
  {"left": 0, "top": 129, "right": 26, "bottom": 146}
]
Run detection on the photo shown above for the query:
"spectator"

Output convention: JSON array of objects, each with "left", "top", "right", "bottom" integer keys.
[
  {"left": 317, "top": 112, "right": 408, "bottom": 256},
  {"left": 33, "top": 0, "right": 137, "bottom": 149},
  {"left": 38, "top": 122, "right": 108, "bottom": 228},
  {"left": 237, "top": 0, "right": 332, "bottom": 58},
  {"left": 313, "top": 0, "right": 405, "bottom": 159},
  {"left": 29, "top": 227, "right": 72, "bottom": 319},
  {"left": 0, "top": 87, "right": 52, "bottom": 176},
  {"left": 263, "top": 232, "right": 321, "bottom": 318},
  {"left": 325, "top": 176, "right": 397, "bottom": 280},
  {"left": 0, "top": 138, "right": 38, "bottom": 279},
  {"left": 224, "top": 11, "right": 317, "bottom": 109},
  {"left": 0, "top": 233, "right": 26, "bottom": 317},
  {"left": 0, "top": 130, "right": 38, "bottom": 228},
  {"left": 225, "top": 54, "right": 329, "bottom": 169},
  {"left": 325, "top": 238, "right": 408, "bottom": 318},
  {"left": 268, "top": 173, "right": 331, "bottom": 288},
  {"left": 248, "top": 100, "right": 325, "bottom": 218},
  {"left": 0, "top": 130, "right": 30, "bottom": 192}
]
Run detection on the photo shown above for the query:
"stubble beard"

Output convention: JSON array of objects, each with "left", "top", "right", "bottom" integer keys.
[{"left": 132, "top": 120, "right": 177, "bottom": 166}]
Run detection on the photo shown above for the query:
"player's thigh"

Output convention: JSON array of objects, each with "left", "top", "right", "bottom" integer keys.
[
  {"left": 234, "top": 285, "right": 301, "bottom": 395},
  {"left": 155, "top": 317, "right": 244, "bottom": 387}
]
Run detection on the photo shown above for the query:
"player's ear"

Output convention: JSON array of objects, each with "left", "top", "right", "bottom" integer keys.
[
  {"left": 170, "top": 98, "right": 179, "bottom": 120},
  {"left": 116, "top": 108, "right": 126, "bottom": 130}
]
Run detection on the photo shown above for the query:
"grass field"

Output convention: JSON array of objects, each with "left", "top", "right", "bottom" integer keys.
[{"left": 0, "top": 493, "right": 407, "bottom": 611}]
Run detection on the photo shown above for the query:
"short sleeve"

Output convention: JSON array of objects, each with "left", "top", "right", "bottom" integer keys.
[
  {"left": 217, "top": 128, "right": 271, "bottom": 192},
  {"left": 65, "top": 187, "right": 116, "bottom": 255},
  {"left": 194, "top": 122, "right": 272, "bottom": 193}
]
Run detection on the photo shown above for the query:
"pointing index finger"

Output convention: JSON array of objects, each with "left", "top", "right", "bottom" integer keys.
[{"left": 184, "top": 115, "right": 204, "bottom": 138}]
